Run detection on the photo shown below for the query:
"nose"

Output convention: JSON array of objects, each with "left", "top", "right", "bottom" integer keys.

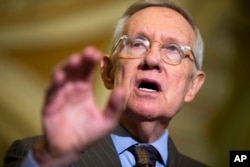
[{"left": 141, "top": 41, "right": 163, "bottom": 71}]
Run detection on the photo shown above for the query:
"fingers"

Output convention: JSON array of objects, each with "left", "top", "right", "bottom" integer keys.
[
  {"left": 56, "top": 46, "right": 103, "bottom": 84},
  {"left": 45, "top": 46, "right": 103, "bottom": 106},
  {"left": 102, "top": 87, "right": 125, "bottom": 128},
  {"left": 44, "top": 82, "right": 80, "bottom": 116}
]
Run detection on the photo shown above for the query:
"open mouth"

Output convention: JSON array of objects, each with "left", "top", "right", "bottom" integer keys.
[{"left": 137, "top": 79, "right": 161, "bottom": 92}]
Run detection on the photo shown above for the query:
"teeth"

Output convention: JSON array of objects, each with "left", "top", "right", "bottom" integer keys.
[{"left": 139, "top": 87, "right": 157, "bottom": 92}]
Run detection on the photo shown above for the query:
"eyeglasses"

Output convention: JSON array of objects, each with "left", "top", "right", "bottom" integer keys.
[{"left": 111, "top": 35, "right": 198, "bottom": 68}]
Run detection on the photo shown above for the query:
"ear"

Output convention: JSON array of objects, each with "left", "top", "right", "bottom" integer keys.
[
  {"left": 100, "top": 55, "right": 115, "bottom": 89},
  {"left": 184, "top": 70, "right": 205, "bottom": 102}
]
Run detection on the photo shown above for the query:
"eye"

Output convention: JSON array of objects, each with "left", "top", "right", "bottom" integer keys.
[
  {"left": 163, "top": 43, "right": 180, "bottom": 53},
  {"left": 161, "top": 43, "right": 182, "bottom": 62},
  {"left": 126, "top": 38, "right": 146, "bottom": 49},
  {"left": 122, "top": 36, "right": 149, "bottom": 57}
]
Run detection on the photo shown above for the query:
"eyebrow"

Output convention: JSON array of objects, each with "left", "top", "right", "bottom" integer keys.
[{"left": 130, "top": 32, "right": 185, "bottom": 45}]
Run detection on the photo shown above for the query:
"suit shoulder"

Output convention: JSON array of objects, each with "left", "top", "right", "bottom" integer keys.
[
  {"left": 168, "top": 137, "right": 208, "bottom": 167},
  {"left": 178, "top": 153, "right": 209, "bottom": 167}
]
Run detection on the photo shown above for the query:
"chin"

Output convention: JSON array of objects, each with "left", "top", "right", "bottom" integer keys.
[{"left": 127, "top": 102, "right": 161, "bottom": 119}]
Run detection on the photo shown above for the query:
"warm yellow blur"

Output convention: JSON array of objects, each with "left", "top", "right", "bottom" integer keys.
[{"left": 0, "top": 0, "right": 249, "bottom": 166}]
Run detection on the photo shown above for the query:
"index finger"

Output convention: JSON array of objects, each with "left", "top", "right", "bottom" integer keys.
[
  {"left": 63, "top": 46, "right": 103, "bottom": 83},
  {"left": 45, "top": 46, "right": 103, "bottom": 105}
]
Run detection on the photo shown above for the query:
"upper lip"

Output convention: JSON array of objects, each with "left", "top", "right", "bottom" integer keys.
[{"left": 136, "top": 78, "right": 162, "bottom": 92}]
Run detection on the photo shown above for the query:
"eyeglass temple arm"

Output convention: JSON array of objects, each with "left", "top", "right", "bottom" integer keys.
[
  {"left": 111, "top": 35, "right": 128, "bottom": 55},
  {"left": 182, "top": 46, "right": 199, "bottom": 69}
]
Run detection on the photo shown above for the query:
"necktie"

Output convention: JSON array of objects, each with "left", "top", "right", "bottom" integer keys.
[{"left": 127, "top": 144, "right": 161, "bottom": 167}]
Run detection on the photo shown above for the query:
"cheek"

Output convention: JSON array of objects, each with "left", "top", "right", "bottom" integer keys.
[
  {"left": 167, "top": 68, "right": 193, "bottom": 97},
  {"left": 113, "top": 61, "right": 134, "bottom": 87}
]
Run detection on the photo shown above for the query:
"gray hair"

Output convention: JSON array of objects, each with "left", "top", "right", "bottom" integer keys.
[{"left": 111, "top": 0, "right": 204, "bottom": 70}]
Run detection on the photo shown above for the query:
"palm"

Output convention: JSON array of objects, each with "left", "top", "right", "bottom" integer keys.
[{"left": 42, "top": 47, "right": 123, "bottom": 154}]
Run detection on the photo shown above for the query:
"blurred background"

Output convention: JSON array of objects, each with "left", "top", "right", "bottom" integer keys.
[{"left": 0, "top": 0, "right": 249, "bottom": 166}]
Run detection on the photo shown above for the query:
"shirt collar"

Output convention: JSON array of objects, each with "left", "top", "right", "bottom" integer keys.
[{"left": 110, "top": 124, "right": 169, "bottom": 165}]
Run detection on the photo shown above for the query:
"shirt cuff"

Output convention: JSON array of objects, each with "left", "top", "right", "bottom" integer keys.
[
  {"left": 21, "top": 150, "right": 76, "bottom": 167},
  {"left": 21, "top": 150, "right": 40, "bottom": 167}
]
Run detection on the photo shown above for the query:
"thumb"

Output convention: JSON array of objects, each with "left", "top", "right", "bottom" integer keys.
[{"left": 102, "top": 87, "right": 124, "bottom": 127}]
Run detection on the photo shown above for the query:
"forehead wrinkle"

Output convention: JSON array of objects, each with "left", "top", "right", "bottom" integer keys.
[
  {"left": 125, "top": 6, "right": 196, "bottom": 46},
  {"left": 130, "top": 30, "right": 190, "bottom": 45}
]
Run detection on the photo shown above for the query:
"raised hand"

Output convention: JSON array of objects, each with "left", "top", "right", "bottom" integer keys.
[{"left": 34, "top": 46, "right": 124, "bottom": 166}]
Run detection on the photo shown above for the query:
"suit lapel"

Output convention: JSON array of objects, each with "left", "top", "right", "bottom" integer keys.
[
  {"left": 167, "top": 137, "right": 181, "bottom": 167},
  {"left": 74, "top": 136, "right": 122, "bottom": 167},
  {"left": 167, "top": 137, "right": 207, "bottom": 167}
]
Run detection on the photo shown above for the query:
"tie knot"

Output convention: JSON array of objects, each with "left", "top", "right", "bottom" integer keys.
[{"left": 127, "top": 144, "right": 161, "bottom": 167}]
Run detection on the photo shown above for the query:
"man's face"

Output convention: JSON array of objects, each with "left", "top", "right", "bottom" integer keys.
[{"left": 103, "top": 7, "right": 205, "bottom": 122}]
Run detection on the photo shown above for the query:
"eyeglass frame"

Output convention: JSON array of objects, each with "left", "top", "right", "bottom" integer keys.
[{"left": 111, "top": 35, "right": 198, "bottom": 69}]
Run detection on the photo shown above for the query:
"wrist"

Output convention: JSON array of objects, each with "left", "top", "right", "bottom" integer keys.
[{"left": 33, "top": 140, "right": 79, "bottom": 167}]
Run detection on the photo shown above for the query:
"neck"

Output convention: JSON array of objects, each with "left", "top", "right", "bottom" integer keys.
[{"left": 120, "top": 114, "right": 169, "bottom": 143}]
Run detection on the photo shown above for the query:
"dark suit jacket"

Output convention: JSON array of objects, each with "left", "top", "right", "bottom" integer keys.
[{"left": 3, "top": 135, "right": 208, "bottom": 167}]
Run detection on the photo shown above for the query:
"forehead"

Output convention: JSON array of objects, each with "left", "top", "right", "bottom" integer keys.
[{"left": 125, "top": 7, "right": 196, "bottom": 45}]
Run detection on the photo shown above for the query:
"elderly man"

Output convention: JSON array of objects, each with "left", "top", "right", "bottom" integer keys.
[{"left": 4, "top": 0, "right": 207, "bottom": 166}]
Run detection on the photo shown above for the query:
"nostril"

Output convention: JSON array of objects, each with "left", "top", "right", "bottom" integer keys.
[
  {"left": 141, "top": 62, "right": 160, "bottom": 71},
  {"left": 142, "top": 63, "right": 149, "bottom": 70},
  {"left": 140, "top": 52, "right": 162, "bottom": 71}
]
